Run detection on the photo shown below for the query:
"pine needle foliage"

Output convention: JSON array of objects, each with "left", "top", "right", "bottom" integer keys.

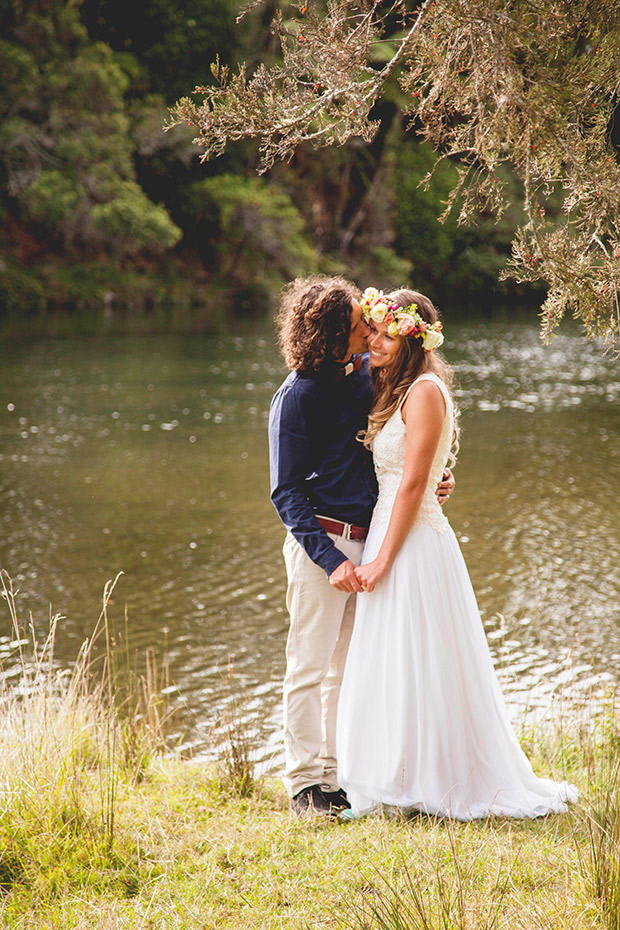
[{"left": 167, "top": 0, "right": 620, "bottom": 347}]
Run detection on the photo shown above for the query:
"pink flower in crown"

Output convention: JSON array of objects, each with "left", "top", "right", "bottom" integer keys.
[
  {"left": 397, "top": 315, "right": 417, "bottom": 336},
  {"left": 385, "top": 311, "right": 395, "bottom": 325},
  {"left": 419, "top": 321, "right": 428, "bottom": 332}
]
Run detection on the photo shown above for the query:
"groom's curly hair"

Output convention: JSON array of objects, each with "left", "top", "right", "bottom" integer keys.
[{"left": 276, "top": 276, "right": 360, "bottom": 374}]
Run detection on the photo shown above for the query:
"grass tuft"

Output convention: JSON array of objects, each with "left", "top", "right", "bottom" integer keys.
[
  {"left": 0, "top": 570, "right": 173, "bottom": 902},
  {"left": 575, "top": 698, "right": 620, "bottom": 930},
  {"left": 342, "top": 816, "right": 513, "bottom": 930},
  {"left": 216, "top": 668, "right": 261, "bottom": 798}
]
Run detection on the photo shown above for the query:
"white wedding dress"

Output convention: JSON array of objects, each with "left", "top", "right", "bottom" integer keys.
[{"left": 336, "top": 373, "right": 577, "bottom": 820}]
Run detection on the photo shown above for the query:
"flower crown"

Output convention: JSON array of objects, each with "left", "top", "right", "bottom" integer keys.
[{"left": 360, "top": 288, "right": 444, "bottom": 352}]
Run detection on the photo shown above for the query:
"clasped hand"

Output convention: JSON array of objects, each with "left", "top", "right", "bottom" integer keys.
[
  {"left": 354, "top": 557, "right": 388, "bottom": 594},
  {"left": 327, "top": 557, "right": 387, "bottom": 594}
]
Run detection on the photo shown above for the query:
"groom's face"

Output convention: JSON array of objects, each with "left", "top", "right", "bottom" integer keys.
[{"left": 341, "top": 299, "right": 370, "bottom": 360}]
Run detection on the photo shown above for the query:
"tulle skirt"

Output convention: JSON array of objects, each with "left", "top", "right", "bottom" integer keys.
[{"left": 336, "top": 521, "right": 577, "bottom": 820}]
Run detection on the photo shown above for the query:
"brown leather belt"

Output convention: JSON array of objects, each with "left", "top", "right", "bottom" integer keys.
[{"left": 317, "top": 515, "right": 369, "bottom": 541}]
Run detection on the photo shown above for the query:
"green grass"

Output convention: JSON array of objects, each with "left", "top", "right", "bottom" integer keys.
[
  {"left": 0, "top": 760, "right": 602, "bottom": 929},
  {"left": 1, "top": 573, "right": 619, "bottom": 928}
]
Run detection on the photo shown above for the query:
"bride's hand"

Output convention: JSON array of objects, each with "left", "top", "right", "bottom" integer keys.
[{"left": 354, "top": 559, "right": 389, "bottom": 594}]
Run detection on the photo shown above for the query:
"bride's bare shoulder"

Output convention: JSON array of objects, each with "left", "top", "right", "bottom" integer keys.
[{"left": 401, "top": 377, "right": 446, "bottom": 424}]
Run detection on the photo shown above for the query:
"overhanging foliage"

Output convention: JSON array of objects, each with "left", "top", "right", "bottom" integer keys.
[{"left": 168, "top": 0, "right": 620, "bottom": 347}]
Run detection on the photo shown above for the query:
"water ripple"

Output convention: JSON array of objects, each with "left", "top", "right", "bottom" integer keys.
[{"left": 0, "top": 321, "right": 619, "bottom": 762}]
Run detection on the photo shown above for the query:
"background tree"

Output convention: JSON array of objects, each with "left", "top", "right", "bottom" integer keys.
[
  {"left": 81, "top": 0, "right": 237, "bottom": 104},
  {"left": 0, "top": 2, "right": 181, "bottom": 256},
  {"left": 0, "top": 0, "right": 320, "bottom": 322},
  {"left": 169, "top": 0, "right": 620, "bottom": 346},
  {"left": 0, "top": 0, "right": 578, "bottom": 327},
  {"left": 185, "top": 172, "right": 319, "bottom": 313}
]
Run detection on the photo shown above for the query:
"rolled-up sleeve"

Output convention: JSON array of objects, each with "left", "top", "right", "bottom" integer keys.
[{"left": 269, "top": 384, "right": 347, "bottom": 578}]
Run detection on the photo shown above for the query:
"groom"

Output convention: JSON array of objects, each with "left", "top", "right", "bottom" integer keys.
[{"left": 268, "top": 276, "right": 454, "bottom": 816}]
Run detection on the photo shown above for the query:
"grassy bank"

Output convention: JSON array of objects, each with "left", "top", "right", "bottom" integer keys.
[
  {"left": 1, "top": 575, "right": 619, "bottom": 929},
  {"left": 0, "top": 254, "right": 233, "bottom": 339}
]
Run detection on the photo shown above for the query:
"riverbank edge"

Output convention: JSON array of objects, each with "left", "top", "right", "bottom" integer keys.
[
  {"left": 0, "top": 714, "right": 617, "bottom": 930},
  {"left": 0, "top": 253, "right": 275, "bottom": 340},
  {"left": 0, "top": 248, "right": 552, "bottom": 341}
]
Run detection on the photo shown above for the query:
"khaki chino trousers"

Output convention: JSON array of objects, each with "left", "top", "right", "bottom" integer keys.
[{"left": 282, "top": 530, "right": 365, "bottom": 797}]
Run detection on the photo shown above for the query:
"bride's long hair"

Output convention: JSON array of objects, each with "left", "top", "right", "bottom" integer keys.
[{"left": 361, "top": 288, "right": 459, "bottom": 464}]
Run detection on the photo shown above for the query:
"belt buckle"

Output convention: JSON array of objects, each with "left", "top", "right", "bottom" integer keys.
[{"left": 342, "top": 521, "right": 352, "bottom": 541}]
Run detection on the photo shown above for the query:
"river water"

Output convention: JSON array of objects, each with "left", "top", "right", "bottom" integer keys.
[{"left": 1, "top": 318, "right": 619, "bottom": 765}]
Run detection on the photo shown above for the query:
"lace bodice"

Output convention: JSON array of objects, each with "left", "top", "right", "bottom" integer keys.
[{"left": 370, "top": 373, "right": 453, "bottom": 534}]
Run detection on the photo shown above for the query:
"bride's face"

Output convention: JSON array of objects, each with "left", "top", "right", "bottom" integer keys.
[{"left": 367, "top": 319, "right": 402, "bottom": 368}]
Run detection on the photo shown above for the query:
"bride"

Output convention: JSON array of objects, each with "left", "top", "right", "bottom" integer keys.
[{"left": 336, "top": 287, "right": 577, "bottom": 820}]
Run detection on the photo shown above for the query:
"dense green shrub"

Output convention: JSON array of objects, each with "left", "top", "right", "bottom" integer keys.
[
  {"left": 0, "top": 262, "right": 46, "bottom": 318},
  {"left": 393, "top": 140, "right": 540, "bottom": 305},
  {"left": 21, "top": 170, "right": 81, "bottom": 227},
  {"left": 1, "top": 6, "right": 181, "bottom": 259},
  {"left": 81, "top": 0, "right": 237, "bottom": 102},
  {"left": 91, "top": 182, "right": 182, "bottom": 254},
  {"left": 188, "top": 173, "right": 318, "bottom": 286}
]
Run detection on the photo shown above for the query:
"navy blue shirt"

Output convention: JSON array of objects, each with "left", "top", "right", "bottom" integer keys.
[{"left": 269, "top": 357, "right": 378, "bottom": 577}]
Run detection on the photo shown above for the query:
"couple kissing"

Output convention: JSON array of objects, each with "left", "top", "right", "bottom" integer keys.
[{"left": 268, "top": 275, "right": 576, "bottom": 821}]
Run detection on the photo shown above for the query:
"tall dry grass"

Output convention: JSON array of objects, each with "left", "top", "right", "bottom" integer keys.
[
  {"left": 576, "top": 701, "right": 620, "bottom": 930},
  {"left": 0, "top": 569, "right": 172, "bottom": 893},
  {"left": 343, "top": 818, "right": 512, "bottom": 930},
  {"left": 216, "top": 665, "right": 261, "bottom": 798}
]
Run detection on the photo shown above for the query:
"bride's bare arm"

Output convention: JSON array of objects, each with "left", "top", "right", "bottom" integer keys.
[{"left": 355, "top": 381, "right": 445, "bottom": 593}]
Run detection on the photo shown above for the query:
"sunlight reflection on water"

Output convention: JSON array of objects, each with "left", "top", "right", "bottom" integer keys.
[{"left": 0, "top": 320, "right": 619, "bottom": 766}]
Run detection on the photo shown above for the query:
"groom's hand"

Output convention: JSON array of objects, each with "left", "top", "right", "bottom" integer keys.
[
  {"left": 436, "top": 467, "right": 455, "bottom": 505},
  {"left": 329, "top": 559, "right": 365, "bottom": 593}
]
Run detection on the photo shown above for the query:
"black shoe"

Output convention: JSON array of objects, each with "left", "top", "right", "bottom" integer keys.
[
  {"left": 290, "top": 784, "right": 333, "bottom": 816},
  {"left": 321, "top": 787, "right": 351, "bottom": 811}
]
